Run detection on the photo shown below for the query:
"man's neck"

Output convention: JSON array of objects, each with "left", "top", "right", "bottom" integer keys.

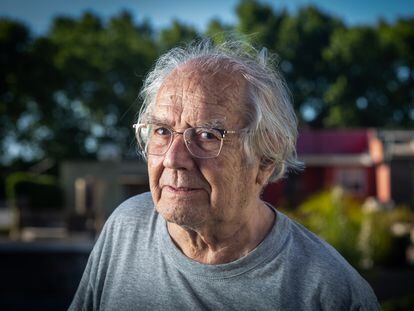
[{"left": 166, "top": 201, "right": 276, "bottom": 264}]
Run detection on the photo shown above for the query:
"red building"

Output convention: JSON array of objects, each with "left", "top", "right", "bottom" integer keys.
[{"left": 263, "top": 129, "right": 413, "bottom": 208}]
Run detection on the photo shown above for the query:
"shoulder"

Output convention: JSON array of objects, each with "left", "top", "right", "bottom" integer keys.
[
  {"left": 286, "top": 216, "right": 351, "bottom": 268},
  {"left": 71, "top": 192, "right": 158, "bottom": 308},
  {"left": 278, "top": 211, "right": 380, "bottom": 309},
  {"left": 110, "top": 191, "right": 155, "bottom": 220},
  {"left": 91, "top": 192, "right": 159, "bottom": 260},
  {"left": 101, "top": 192, "right": 157, "bottom": 235}
]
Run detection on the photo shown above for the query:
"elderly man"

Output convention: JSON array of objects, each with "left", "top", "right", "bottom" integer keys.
[{"left": 70, "top": 41, "right": 379, "bottom": 310}]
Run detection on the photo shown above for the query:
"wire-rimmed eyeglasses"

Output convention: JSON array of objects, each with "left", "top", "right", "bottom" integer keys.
[{"left": 133, "top": 123, "right": 239, "bottom": 159}]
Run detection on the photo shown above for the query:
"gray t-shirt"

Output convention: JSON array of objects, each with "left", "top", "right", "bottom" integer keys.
[{"left": 69, "top": 192, "right": 380, "bottom": 310}]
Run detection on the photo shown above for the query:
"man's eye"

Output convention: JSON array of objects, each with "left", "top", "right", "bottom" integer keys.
[
  {"left": 154, "top": 127, "right": 170, "bottom": 136},
  {"left": 198, "top": 130, "right": 220, "bottom": 141}
]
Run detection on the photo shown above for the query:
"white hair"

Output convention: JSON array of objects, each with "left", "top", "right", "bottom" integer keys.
[{"left": 138, "top": 40, "right": 303, "bottom": 182}]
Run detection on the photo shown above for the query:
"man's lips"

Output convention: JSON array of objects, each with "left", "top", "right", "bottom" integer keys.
[{"left": 163, "top": 185, "right": 203, "bottom": 193}]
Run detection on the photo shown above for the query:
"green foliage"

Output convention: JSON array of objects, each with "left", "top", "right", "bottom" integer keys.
[
  {"left": 45, "top": 11, "right": 158, "bottom": 159},
  {"left": 6, "top": 172, "right": 63, "bottom": 209},
  {"left": 267, "top": 6, "right": 344, "bottom": 127},
  {"left": 236, "top": 0, "right": 285, "bottom": 47},
  {"left": 321, "top": 26, "right": 399, "bottom": 127},
  {"left": 367, "top": 207, "right": 414, "bottom": 266},
  {"left": 382, "top": 294, "right": 414, "bottom": 311},
  {"left": 205, "top": 19, "right": 234, "bottom": 45},
  {"left": 1, "top": 0, "right": 414, "bottom": 169},
  {"left": 1, "top": 11, "right": 159, "bottom": 165},
  {"left": 159, "top": 20, "right": 199, "bottom": 51},
  {"left": 282, "top": 188, "right": 414, "bottom": 269}
]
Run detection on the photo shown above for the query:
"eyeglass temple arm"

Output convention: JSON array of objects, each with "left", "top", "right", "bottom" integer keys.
[
  {"left": 223, "top": 130, "right": 237, "bottom": 138},
  {"left": 133, "top": 123, "right": 145, "bottom": 129}
]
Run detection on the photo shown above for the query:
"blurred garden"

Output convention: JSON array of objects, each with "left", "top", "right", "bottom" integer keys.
[
  {"left": 1, "top": 0, "right": 414, "bottom": 309},
  {"left": 281, "top": 188, "right": 414, "bottom": 270}
]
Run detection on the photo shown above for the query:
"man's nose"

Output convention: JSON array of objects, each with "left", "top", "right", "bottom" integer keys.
[{"left": 162, "top": 134, "right": 195, "bottom": 170}]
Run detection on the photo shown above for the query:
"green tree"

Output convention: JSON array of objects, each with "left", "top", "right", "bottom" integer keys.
[
  {"left": 2, "top": 0, "right": 414, "bottom": 171},
  {"left": 275, "top": 6, "right": 344, "bottom": 127},
  {"left": 236, "top": 0, "right": 287, "bottom": 48},
  {"left": 44, "top": 11, "right": 157, "bottom": 160},
  {"left": 322, "top": 26, "right": 394, "bottom": 127},
  {"left": 205, "top": 19, "right": 234, "bottom": 45},
  {"left": 159, "top": 20, "right": 199, "bottom": 51},
  {"left": 378, "top": 18, "right": 414, "bottom": 127},
  {"left": 0, "top": 19, "right": 61, "bottom": 164}
]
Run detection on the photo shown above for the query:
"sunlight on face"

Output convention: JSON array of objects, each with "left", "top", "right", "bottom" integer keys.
[{"left": 147, "top": 64, "right": 263, "bottom": 229}]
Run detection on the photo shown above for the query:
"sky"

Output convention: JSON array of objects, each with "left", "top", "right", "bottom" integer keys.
[{"left": 1, "top": 0, "right": 414, "bottom": 35}]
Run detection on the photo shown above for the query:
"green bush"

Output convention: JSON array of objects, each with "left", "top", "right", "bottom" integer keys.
[
  {"left": 5, "top": 172, "right": 63, "bottom": 209},
  {"left": 367, "top": 207, "right": 414, "bottom": 266},
  {"left": 382, "top": 294, "right": 414, "bottom": 311},
  {"left": 281, "top": 187, "right": 414, "bottom": 269}
]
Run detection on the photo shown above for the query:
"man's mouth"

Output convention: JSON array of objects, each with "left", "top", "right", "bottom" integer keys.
[{"left": 164, "top": 186, "right": 201, "bottom": 193}]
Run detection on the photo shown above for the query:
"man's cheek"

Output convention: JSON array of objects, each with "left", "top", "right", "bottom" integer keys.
[
  {"left": 148, "top": 155, "right": 163, "bottom": 168},
  {"left": 148, "top": 158, "right": 163, "bottom": 179}
]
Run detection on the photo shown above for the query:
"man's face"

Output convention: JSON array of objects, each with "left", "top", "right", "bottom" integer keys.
[{"left": 147, "top": 65, "right": 263, "bottom": 229}]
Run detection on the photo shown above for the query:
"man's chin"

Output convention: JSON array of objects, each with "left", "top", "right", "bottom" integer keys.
[{"left": 156, "top": 203, "right": 207, "bottom": 228}]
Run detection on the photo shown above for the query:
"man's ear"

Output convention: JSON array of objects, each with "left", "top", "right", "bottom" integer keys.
[{"left": 256, "top": 159, "right": 276, "bottom": 187}]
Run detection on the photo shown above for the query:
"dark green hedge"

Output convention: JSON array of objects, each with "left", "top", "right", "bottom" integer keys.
[{"left": 6, "top": 172, "right": 63, "bottom": 209}]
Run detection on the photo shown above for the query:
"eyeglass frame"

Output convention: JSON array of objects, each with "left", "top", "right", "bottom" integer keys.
[{"left": 132, "top": 122, "right": 242, "bottom": 159}]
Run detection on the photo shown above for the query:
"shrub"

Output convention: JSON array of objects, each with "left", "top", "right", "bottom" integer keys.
[
  {"left": 6, "top": 172, "right": 63, "bottom": 210},
  {"left": 280, "top": 187, "right": 414, "bottom": 269}
]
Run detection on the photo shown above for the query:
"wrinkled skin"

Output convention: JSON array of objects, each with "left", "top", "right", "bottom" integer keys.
[{"left": 147, "top": 63, "right": 275, "bottom": 263}]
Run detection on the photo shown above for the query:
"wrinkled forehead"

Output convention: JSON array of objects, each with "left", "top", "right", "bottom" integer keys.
[{"left": 150, "top": 64, "right": 248, "bottom": 125}]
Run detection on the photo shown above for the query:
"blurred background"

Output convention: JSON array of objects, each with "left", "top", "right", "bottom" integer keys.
[{"left": 1, "top": 0, "right": 414, "bottom": 309}]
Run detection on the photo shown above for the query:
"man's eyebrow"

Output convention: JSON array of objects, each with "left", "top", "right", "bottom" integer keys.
[
  {"left": 144, "top": 115, "right": 170, "bottom": 125},
  {"left": 144, "top": 116, "right": 227, "bottom": 128},
  {"left": 198, "top": 118, "right": 227, "bottom": 128}
]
